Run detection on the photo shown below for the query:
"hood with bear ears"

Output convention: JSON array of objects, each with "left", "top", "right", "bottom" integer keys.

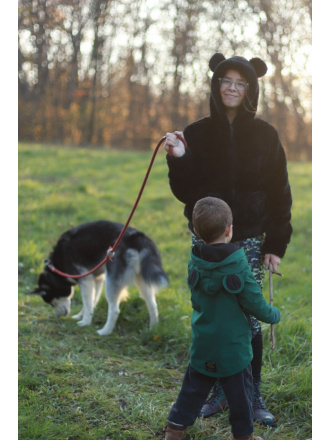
[{"left": 208, "top": 53, "right": 268, "bottom": 126}]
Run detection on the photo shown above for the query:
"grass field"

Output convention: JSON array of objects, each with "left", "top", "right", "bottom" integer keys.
[{"left": 18, "top": 143, "right": 312, "bottom": 439}]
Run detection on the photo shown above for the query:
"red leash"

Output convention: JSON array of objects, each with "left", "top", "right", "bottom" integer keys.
[{"left": 47, "top": 133, "right": 187, "bottom": 279}]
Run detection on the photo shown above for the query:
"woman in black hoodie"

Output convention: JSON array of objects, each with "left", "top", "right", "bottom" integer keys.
[{"left": 164, "top": 53, "right": 292, "bottom": 427}]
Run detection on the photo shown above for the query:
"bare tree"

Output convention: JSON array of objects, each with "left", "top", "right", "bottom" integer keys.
[
  {"left": 18, "top": 0, "right": 311, "bottom": 158},
  {"left": 252, "top": 0, "right": 312, "bottom": 158}
]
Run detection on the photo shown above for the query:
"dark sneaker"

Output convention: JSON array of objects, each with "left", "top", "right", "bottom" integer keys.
[
  {"left": 253, "top": 381, "right": 276, "bottom": 427},
  {"left": 199, "top": 379, "right": 229, "bottom": 418}
]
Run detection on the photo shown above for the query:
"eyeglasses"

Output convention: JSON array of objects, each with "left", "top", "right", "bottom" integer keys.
[{"left": 219, "top": 78, "right": 249, "bottom": 92}]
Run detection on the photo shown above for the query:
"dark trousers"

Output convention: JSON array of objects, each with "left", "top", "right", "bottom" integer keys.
[
  {"left": 251, "top": 332, "right": 263, "bottom": 382},
  {"left": 168, "top": 364, "right": 254, "bottom": 436}
]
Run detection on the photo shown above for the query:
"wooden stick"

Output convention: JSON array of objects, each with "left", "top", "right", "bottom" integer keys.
[{"left": 269, "top": 262, "right": 276, "bottom": 350}]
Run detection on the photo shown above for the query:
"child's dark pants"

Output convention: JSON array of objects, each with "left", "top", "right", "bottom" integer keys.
[{"left": 168, "top": 364, "right": 254, "bottom": 436}]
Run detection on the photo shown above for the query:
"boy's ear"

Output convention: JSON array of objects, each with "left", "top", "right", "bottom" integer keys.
[
  {"left": 225, "top": 224, "right": 233, "bottom": 237},
  {"left": 193, "top": 227, "right": 200, "bottom": 237}
]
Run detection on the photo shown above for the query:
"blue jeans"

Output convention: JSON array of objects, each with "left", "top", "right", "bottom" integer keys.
[{"left": 168, "top": 364, "right": 254, "bottom": 436}]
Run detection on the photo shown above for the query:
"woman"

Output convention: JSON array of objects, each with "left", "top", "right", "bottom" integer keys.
[{"left": 164, "top": 53, "right": 292, "bottom": 427}]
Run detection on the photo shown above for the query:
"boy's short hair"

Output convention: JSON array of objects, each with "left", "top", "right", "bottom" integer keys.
[{"left": 192, "top": 197, "right": 233, "bottom": 243}]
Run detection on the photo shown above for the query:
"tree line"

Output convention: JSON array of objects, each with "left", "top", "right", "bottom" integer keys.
[{"left": 18, "top": 0, "right": 312, "bottom": 160}]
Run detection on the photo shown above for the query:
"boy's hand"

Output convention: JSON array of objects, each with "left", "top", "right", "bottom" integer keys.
[
  {"left": 265, "top": 254, "right": 281, "bottom": 272},
  {"left": 164, "top": 131, "right": 186, "bottom": 157}
]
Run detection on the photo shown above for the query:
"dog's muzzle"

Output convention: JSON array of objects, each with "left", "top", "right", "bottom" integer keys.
[
  {"left": 55, "top": 306, "right": 69, "bottom": 317},
  {"left": 52, "top": 297, "right": 71, "bottom": 317}
]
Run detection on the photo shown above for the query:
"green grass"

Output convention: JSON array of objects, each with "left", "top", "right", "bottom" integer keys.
[{"left": 18, "top": 143, "right": 312, "bottom": 439}]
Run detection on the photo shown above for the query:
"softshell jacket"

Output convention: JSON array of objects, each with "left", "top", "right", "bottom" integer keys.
[
  {"left": 187, "top": 246, "right": 280, "bottom": 378},
  {"left": 167, "top": 54, "right": 292, "bottom": 258}
]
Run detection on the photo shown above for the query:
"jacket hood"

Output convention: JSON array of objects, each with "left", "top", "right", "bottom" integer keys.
[
  {"left": 208, "top": 53, "right": 268, "bottom": 126},
  {"left": 190, "top": 247, "right": 247, "bottom": 275}
]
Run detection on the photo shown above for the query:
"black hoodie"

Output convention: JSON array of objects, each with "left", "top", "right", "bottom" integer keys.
[{"left": 166, "top": 53, "right": 292, "bottom": 258}]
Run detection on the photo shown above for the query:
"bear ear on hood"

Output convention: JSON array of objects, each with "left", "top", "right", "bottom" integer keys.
[
  {"left": 249, "top": 57, "right": 268, "bottom": 78},
  {"left": 209, "top": 53, "right": 226, "bottom": 72}
]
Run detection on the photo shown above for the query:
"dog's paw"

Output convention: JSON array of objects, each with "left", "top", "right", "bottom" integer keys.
[
  {"left": 72, "top": 312, "right": 83, "bottom": 320},
  {"left": 149, "top": 318, "right": 159, "bottom": 329},
  {"left": 97, "top": 327, "right": 112, "bottom": 336},
  {"left": 77, "top": 319, "right": 92, "bottom": 327}
]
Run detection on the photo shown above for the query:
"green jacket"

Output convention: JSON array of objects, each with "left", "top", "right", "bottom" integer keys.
[{"left": 188, "top": 247, "right": 280, "bottom": 378}]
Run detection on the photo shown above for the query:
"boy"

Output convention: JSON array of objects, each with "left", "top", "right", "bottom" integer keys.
[{"left": 164, "top": 197, "right": 280, "bottom": 440}]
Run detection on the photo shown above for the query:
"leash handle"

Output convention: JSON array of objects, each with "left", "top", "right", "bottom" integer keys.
[{"left": 168, "top": 132, "right": 188, "bottom": 157}]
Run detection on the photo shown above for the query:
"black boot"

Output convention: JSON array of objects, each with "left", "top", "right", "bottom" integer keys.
[
  {"left": 199, "top": 379, "right": 228, "bottom": 418},
  {"left": 253, "top": 380, "right": 276, "bottom": 427}
]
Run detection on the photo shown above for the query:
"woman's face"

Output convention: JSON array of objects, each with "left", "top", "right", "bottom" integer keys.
[{"left": 219, "top": 69, "right": 248, "bottom": 111}]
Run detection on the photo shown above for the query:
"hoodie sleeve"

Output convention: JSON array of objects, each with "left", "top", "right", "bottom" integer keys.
[
  {"left": 261, "top": 129, "right": 293, "bottom": 258},
  {"left": 166, "top": 120, "right": 214, "bottom": 208},
  {"left": 166, "top": 147, "right": 201, "bottom": 206},
  {"left": 237, "top": 271, "right": 281, "bottom": 325}
]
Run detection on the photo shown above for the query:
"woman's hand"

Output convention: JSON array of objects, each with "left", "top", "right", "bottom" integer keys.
[
  {"left": 164, "top": 131, "right": 186, "bottom": 157},
  {"left": 264, "top": 254, "right": 281, "bottom": 272}
]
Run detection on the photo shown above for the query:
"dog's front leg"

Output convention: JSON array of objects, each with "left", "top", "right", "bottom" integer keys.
[
  {"left": 93, "top": 274, "right": 105, "bottom": 308},
  {"left": 72, "top": 308, "right": 84, "bottom": 320},
  {"left": 73, "top": 274, "right": 104, "bottom": 322},
  {"left": 76, "top": 276, "right": 95, "bottom": 326}
]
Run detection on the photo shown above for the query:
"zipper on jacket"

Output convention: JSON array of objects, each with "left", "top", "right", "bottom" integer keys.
[
  {"left": 229, "top": 124, "right": 236, "bottom": 198},
  {"left": 230, "top": 124, "right": 234, "bottom": 140}
]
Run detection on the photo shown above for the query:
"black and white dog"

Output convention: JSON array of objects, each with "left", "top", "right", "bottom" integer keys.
[{"left": 31, "top": 220, "right": 169, "bottom": 335}]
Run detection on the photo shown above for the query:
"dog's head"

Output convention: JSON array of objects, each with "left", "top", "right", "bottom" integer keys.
[{"left": 31, "top": 270, "right": 74, "bottom": 317}]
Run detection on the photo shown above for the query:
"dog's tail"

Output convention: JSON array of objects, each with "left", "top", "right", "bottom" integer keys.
[
  {"left": 141, "top": 249, "right": 169, "bottom": 289},
  {"left": 126, "top": 232, "right": 169, "bottom": 289}
]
